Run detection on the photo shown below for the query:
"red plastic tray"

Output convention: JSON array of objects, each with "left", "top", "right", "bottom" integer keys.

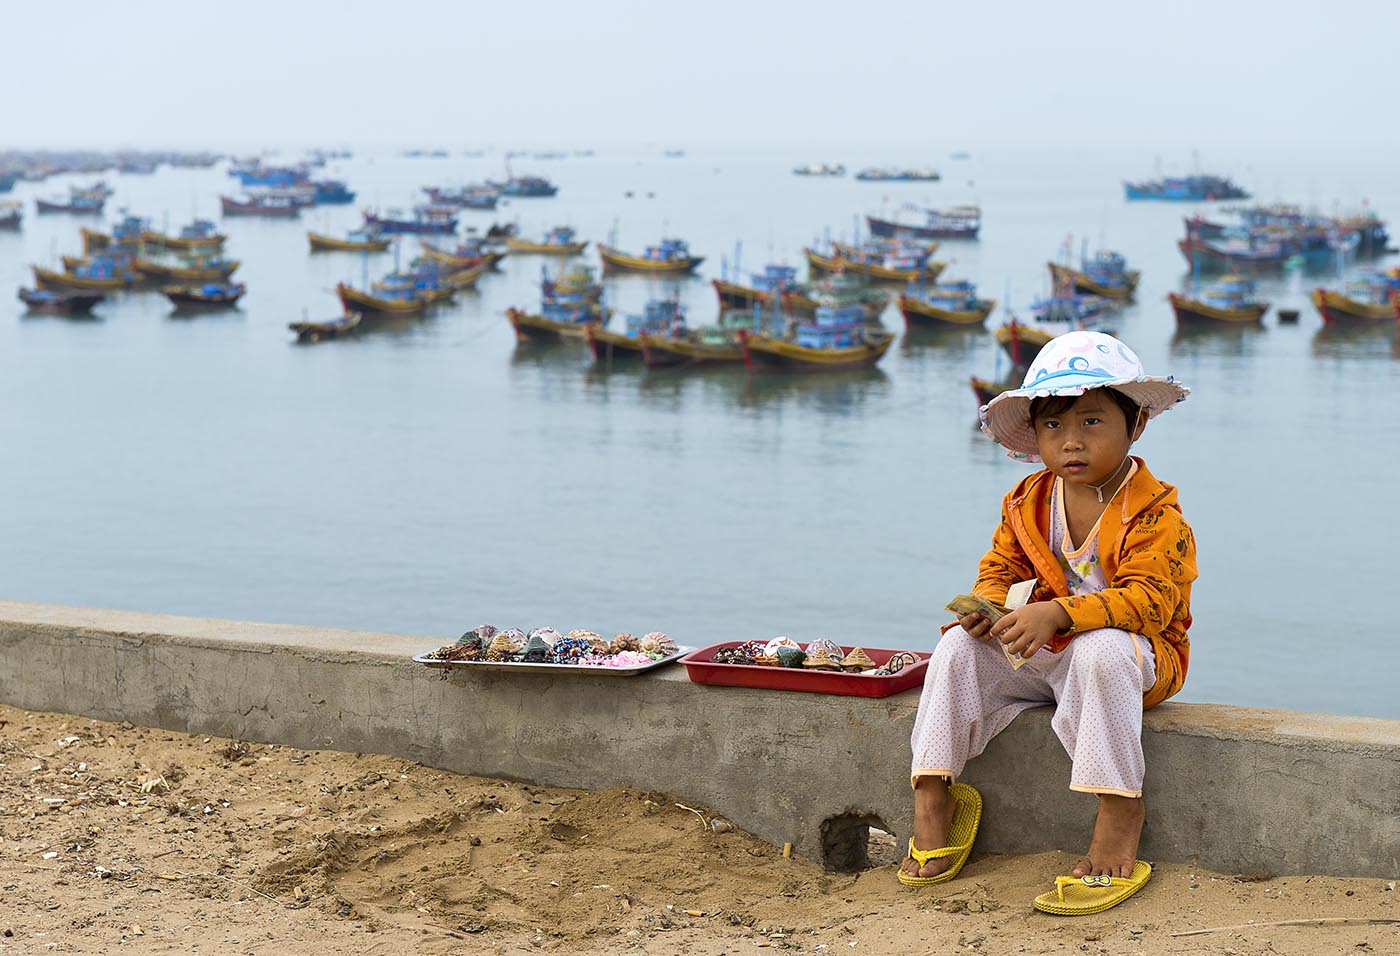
[{"left": 681, "top": 642, "right": 930, "bottom": 697}]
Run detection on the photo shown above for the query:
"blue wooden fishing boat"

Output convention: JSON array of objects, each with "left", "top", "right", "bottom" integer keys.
[
  {"left": 867, "top": 204, "right": 980, "bottom": 240},
  {"left": 422, "top": 185, "right": 500, "bottom": 209},
  {"left": 1123, "top": 174, "right": 1249, "bottom": 201},
  {"left": 854, "top": 167, "right": 941, "bottom": 182},
  {"left": 493, "top": 176, "right": 558, "bottom": 197},
  {"left": 898, "top": 279, "right": 996, "bottom": 328},
  {"left": 507, "top": 265, "right": 608, "bottom": 341},
  {"left": 1168, "top": 275, "right": 1269, "bottom": 325},
  {"left": 1047, "top": 248, "right": 1140, "bottom": 300},
  {"left": 312, "top": 180, "right": 356, "bottom": 204},
  {"left": 587, "top": 299, "right": 684, "bottom": 362},
  {"left": 712, "top": 263, "right": 800, "bottom": 311},
  {"left": 363, "top": 205, "right": 458, "bottom": 234},
  {"left": 739, "top": 304, "right": 895, "bottom": 372}
]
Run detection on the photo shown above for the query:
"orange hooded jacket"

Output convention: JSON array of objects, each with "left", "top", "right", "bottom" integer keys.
[{"left": 970, "top": 457, "right": 1196, "bottom": 709}]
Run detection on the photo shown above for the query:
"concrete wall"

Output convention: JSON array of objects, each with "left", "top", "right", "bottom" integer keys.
[{"left": 1, "top": 601, "right": 1396, "bottom": 878}]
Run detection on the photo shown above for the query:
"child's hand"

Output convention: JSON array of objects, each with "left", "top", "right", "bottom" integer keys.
[
  {"left": 958, "top": 611, "right": 993, "bottom": 641},
  {"left": 993, "top": 602, "right": 1072, "bottom": 660}
]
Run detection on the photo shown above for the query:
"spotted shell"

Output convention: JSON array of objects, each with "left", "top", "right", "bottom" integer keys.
[{"left": 529, "top": 627, "right": 562, "bottom": 646}]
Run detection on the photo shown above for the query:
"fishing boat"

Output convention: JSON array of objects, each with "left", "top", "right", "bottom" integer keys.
[
  {"left": 504, "top": 226, "right": 588, "bottom": 255},
  {"left": 1047, "top": 249, "right": 1139, "bottom": 300},
  {"left": 162, "top": 282, "right": 247, "bottom": 309},
  {"left": 36, "top": 195, "right": 104, "bottom": 214},
  {"left": 221, "top": 194, "right": 301, "bottom": 217},
  {"left": 372, "top": 264, "right": 457, "bottom": 304},
  {"left": 289, "top": 311, "right": 363, "bottom": 342},
  {"left": 419, "top": 240, "right": 507, "bottom": 272},
  {"left": 807, "top": 239, "right": 944, "bottom": 284},
  {"left": 142, "top": 219, "right": 226, "bottom": 252},
  {"left": 506, "top": 265, "right": 608, "bottom": 341},
  {"left": 1311, "top": 273, "right": 1400, "bottom": 324},
  {"left": 792, "top": 162, "right": 846, "bottom": 176},
  {"left": 308, "top": 229, "right": 391, "bottom": 252},
  {"left": 33, "top": 257, "right": 136, "bottom": 292},
  {"left": 638, "top": 305, "right": 779, "bottom": 367},
  {"left": 490, "top": 176, "right": 558, "bottom": 197},
  {"left": 711, "top": 264, "right": 799, "bottom": 311},
  {"left": 897, "top": 279, "right": 996, "bottom": 328},
  {"left": 739, "top": 305, "right": 895, "bottom": 372},
  {"left": 586, "top": 299, "right": 685, "bottom": 363},
  {"left": 363, "top": 205, "right": 458, "bottom": 234},
  {"left": 993, "top": 320, "right": 1055, "bottom": 367},
  {"left": 336, "top": 281, "right": 428, "bottom": 315},
  {"left": 597, "top": 238, "right": 704, "bottom": 275},
  {"left": 1168, "top": 275, "right": 1269, "bottom": 325},
  {"left": 18, "top": 287, "right": 105, "bottom": 315},
  {"left": 854, "top": 167, "right": 940, "bottom": 182},
  {"left": 1123, "top": 174, "right": 1249, "bottom": 201},
  {"left": 867, "top": 204, "right": 981, "bottom": 240},
  {"left": 780, "top": 273, "right": 891, "bottom": 321},
  {"left": 81, "top": 215, "right": 150, "bottom": 253},
  {"left": 1176, "top": 233, "right": 1292, "bottom": 273},
  {"left": 422, "top": 185, "right": 499, "bottom": 209},
  {"left": 970, "top": 376, "right": 1013, "bottom": 407},
  {"left": 0, "top": 201, "right": 20, "bottom": 230},
  {"left": 1029, "top": 292, "right": 1109, "bottom": 323},
  {"left": 312, "top": 180, "right": 355, "bottom": 204},
  {"left": 134, "top": 254, "right": 240, "bottom": 283}
]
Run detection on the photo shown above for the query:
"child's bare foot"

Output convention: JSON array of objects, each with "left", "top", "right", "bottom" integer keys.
[
  {"left": 900, "top": 776, "right": 957, "bottom": 880},
  {"left": 1072, "top": 794, "right": 1144, "bottom": 879}
]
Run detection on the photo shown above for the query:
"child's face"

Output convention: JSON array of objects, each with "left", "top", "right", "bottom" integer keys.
[{"left": 1032, "top": 391, "right": 1144, "bottom": 490}]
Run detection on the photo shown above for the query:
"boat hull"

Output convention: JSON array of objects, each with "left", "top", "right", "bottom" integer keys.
[
  {"left": 866, "top": 215, "right": 979, "bottom": 240},
  {"left": 805, "top": 247, "right": 944, "bottom": 285},
  {"left": 738, "top": 330, "right": 894, "bottom": 372},
  {"left": 142, "top": 230, "right": 226, "bottom": 252},
  {"left": 504, "top": 237, "right": 588, "bottom": 255},
  {"left": 586, "top": 325, "right": 646, "bottom": 362},
  {"left": 1167, "top": 293, "right": 1268, "bottom": 325},
  {"left": 506, "top": 307, "right": 598, "bottom": 342},
  {"left": 711, "top": 278, "right": 771, "bottom": 311},
  {"left": 308, "top": 231, "right": 391, "bottom": 253},
  {"left": 136, "top": 258, "right": 240, "bottom": 283},
  {"left": 290, "top": 312, "right": 363, "bottom": 342},
  {"left": 970, "top": 376, "right": 1011, "bottom": 407},
  {"left": 1177, "top": 237, "right": 1288, "bottom": 273},
  {"left": 597, "top": 244, "right": 703, "bottom": 275},
  {"left": 336, "top": 283, "right": 427, "bottom": 315},
  {"left": 993, "top": 322, "right": 1053, "bottom": 366},
  {"left": 639, "top": 333, "right": 744, "bottom": 367},
  {"left": 898, "top": 294, "right": 995, "bottom": 328},
  {"left": 221, "top": 197, "right": 300, "bottom": 217},
  {"left": 162, "top": 285, "right": 246, "bottom": 308},
  {"left": 1047, "top": 262, "right": 1138, "bottom": 300},
  {"left": 18, "top": 288, "right": 104, "bottom": 314},
  {"left": 1311, "top": 288, "right": 1397, "bottom": 325},
  {"left": 32, "top": 265, "right": 131, "bottom": 291}
]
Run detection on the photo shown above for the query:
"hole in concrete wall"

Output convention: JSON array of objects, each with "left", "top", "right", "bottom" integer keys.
[{"left": 820, "top": 813, "right": 897, "bottom": 872}]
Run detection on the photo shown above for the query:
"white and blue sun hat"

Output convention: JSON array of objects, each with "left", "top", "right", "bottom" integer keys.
[{"left": 980, "top": 330, "right": 1190, "bottom": 462}]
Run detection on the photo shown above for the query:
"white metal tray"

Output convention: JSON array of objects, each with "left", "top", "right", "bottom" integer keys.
[{"left": 412, "top": 646, "right": 694, "bottom": 676}]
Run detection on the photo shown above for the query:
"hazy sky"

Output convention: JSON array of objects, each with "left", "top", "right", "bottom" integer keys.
[{"left": 4, "top": 0, "right": 1396, "bottom": 150}]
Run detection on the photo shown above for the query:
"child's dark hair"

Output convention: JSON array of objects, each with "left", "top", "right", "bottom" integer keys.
[{"left": 1030, "top": 387, "right": 1142, "bottom": 433}]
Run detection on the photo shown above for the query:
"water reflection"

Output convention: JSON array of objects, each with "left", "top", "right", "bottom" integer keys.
[
  {"left": 1310, "top": 323, "right": 1399, "bottom": 360},
  {"left": 734, "top": 368, "right": 891, "bottom": 413},
  {"left": 1169, "top": 322, "right": 1267, "bottom": 359},
  {"left": 899, "top": 324, "right": 987, "bottom": 356}
]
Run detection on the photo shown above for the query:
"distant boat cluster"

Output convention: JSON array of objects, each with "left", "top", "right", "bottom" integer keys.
[{"left": 791, "top": 162, "right": 942, "bottom": 181}]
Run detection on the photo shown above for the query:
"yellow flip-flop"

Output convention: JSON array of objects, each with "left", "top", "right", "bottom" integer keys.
[
  {"left": 896, "top": 782, "right": 982, "bottom": 887},
  {"left": 1033, "top": 860, "right": 1152, "bottom": 915}
]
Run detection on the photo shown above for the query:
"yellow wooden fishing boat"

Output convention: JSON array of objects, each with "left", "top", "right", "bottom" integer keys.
[
  {"left": 32, "top": 264, "right": 131, "bottom": 292},
  {"left": 336, "top": 282, "right": 427, "bottom": 315},
  {"left": 506, "top": 307, "right": 601, "bottom": 341},
  {"left": 993, "top": 321, "right": 1054, "bottom": 366},
  {"left": 307, "top": 230, "right": 391, "bottom": 253},
  {"left": 504, "top": 226, "right": 588, "bottom": 256},
  {"left": 134, "top": 257, "right": 240, "bottom": 283},
  {"left": 444, "top": 263, "right": 489, "bottom": 290},
  {"left": 805, "top": 246, "right": 944, "bottom": 285},
  {"left": 1311, "top": 287, "right": 1397, "bottom": 324},
  {"left": 1047, "top": 260, "right": 1140, "bottom": 300},
  {"left": 142, "top": 228, "right": 226, "bottom": 252},
  {"left": 738, "top": 328, "right": 895, "bottom": 371},
  {"left": 897, "top": 292, "right": 996, "bottom": 328},
  {"left": 586, "top": 324, "right": 647, "bottom": 361},
  {"left": 419, "top": 243, "right": 507, "bottom": 272},
  {"left": 596, "top": 240, "right": 703, "bottom": 275},
  {"left": 970, "top": 376, "right": 1013, "bottom": 407},
  {"left": 80, "top": 227, "right": 114, "bottom": 254}
]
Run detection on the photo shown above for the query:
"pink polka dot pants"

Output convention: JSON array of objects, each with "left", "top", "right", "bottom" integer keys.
[{"left": 910, "top": 626, "right": 1156, "bottom": 796}]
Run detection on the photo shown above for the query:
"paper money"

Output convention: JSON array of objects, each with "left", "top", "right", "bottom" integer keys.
[{"left": 945, "top": 578, "right": 1038, "bottom": 670}]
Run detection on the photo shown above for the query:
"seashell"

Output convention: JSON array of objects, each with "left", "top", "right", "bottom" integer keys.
[
  {"left": 455, "top": 628, "right": 485, "bottom": 647},
  {"left": 640, "top": 632, "right": 678, "bottom": 658},
  {"left": 520, "top": 634, "right": 551, "bottom": 663},
  {"left": 764, "top": 636, "right": 800, "bottom": 656},
  {"left": 840, "top": 647, "right": 877, "bottom": 672},
  {"left": 752, "top": 653, "right": 782, "bottom": 667},
  {"left": 423, "top": 645, "right": 454, "bottom": 661},
  {"left": 492, "top": 629, "right": 526, "bottom": 652},
  {"left": 804, "top": 638, "right": 844, "bottom": 660},
  {"left": 609, "top": 633, "right": 640, "bottom": 654},
  {"left": 548, "top": 636, "right": 592, "bottom": 665},
  {"left": 711, "top": 647, "right": 752, "bottom": 665},
  {"left": 529, "top": 627, "right": 562, "bottom": 646},
  {"left": 775, "top": 645, "right": 807, "bottom": 668},
  {"left": 802, "top": 649, "right": 841, "bottom": 670},
  {"left": 568, "top": 629, "right": 601, "bottom": 646},
  {"left": 734, "top": 640, "right": 769, "bottom": 658},
  {"left": 474, "top": 624, "right": 498, "bottom": 641},
  {"left": 482, "top": 647, "right": 513, "bottom": 663},
  {"left": 883, "top": 651, "right": 920, "bottom": 674}
]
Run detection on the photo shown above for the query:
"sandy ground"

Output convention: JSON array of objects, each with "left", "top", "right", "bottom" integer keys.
[{"left": 0, "top": 703, "right": 1396, "bottom": 955}]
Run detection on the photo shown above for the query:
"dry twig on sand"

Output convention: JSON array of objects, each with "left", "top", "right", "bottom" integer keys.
[{"left": 1171, "top": 917, "right": 1400, "bottom": 937}]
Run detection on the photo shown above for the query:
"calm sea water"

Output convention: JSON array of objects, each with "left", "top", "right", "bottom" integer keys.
[{"left": 2, "top": 143, "right": 1396, "bottom": 719}]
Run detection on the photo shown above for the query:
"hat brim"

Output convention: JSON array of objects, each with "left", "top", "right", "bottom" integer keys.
[{"left": 980, "top": 377, "right": 1190, "bottom": 462}]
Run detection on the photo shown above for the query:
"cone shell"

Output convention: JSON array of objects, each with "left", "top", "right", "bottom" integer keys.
[
  {"left": 840, "top": 647, "right": 877, "bottom": 672},
  {"left": 802, "top": 649, "right": 841, "bottom": 670}
]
